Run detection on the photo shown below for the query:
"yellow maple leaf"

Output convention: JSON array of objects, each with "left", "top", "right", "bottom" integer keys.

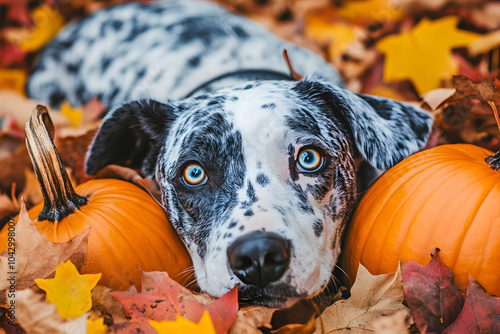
[
  {"left": 305, "top": 13, "right": 356, "bottom": 59},
  {"left": 149, "top": 310, "right": 216, "bottom": 334},
  {"left": 87, "top": 317, "right": 107, "bottom": 334},
  {"left": 19, "top": 5, "right": 65, "bottom": 52},
  {"left": 60, "top": 101, "right": 84, "bottom": 128},
  {"left": 337, "top": 0, "right": 404, "bottom": 23},
  {"left": 35, "top": 261, "right": 101, "bottom": 319},
  {"left": 0, "top": 69, "right": 26, "bottom": 96},
  {"left": 376, "top": 16, "right": 480, "bottom": 94}
]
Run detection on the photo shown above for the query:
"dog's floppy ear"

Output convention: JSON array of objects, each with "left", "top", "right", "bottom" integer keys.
[
  {"left": 85, "top": 99, "right": 178, "bottom": 177},
  {"left": 293, "top": 81, "right": 433, "bottom": 170}
]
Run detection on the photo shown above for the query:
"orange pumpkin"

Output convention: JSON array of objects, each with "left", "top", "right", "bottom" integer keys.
[
  {"left": 0, "top": 106, "right": 192, "bottom": 291},
  {"left": 342, "top": 144, "right": 500, "bottom": 296}
]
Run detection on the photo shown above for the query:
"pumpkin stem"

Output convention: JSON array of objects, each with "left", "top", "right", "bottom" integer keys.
[
  {"left": 484, "top": 99, "right": 500, "bottom": 171},
  {"left": 486, "top": 151, "right": 500, "bottom": 171},
  {"left": 25, "top": 105, "right": 88, "bottom": 222}
]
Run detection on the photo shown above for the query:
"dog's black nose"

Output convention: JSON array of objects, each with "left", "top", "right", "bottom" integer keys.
[{"left": 227, "top": 231, "right": 291, "bottom": 288}]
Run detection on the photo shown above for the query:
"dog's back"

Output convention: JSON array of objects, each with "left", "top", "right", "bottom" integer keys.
[{"left": 27, "top": 0, "right": 342, "bottom": 109}]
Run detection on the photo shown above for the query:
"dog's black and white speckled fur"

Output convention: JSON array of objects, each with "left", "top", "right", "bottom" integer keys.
[{"left": 27, "top": 0, "right": 432, "bottom": 308}]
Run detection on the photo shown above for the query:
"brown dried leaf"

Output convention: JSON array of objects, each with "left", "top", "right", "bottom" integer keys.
[
  {"left": 372, "top": 310, "right": 411, "bottom": 334},
  {"left": 0, "top": 193, "right": 18, "bottom": 227},
  {"left": 432, "top": 76, "right": 500, "bottom": 151},
  {"left": 14, "top": 289, "right": 88, "bottom": 334},
  {"left": 449, "top": 75, "right": 500, "bottom": 105},
  {"left": 272, "top": 313, "right": 316, "bottom": 334},
  {"left": 229, "top": 305, "right": 276, "bottom": 334},
  {"left": 17, "top": 169, "right": 43, "bottom": 208},
  {"left": 0, "top": 201, "right": 90, "bottom": 290},
  {"left": 55, "top": 122, "right": 100, "bottom": 183},
  {"left": 91, "top": 285, "right": 126, "bottom": 322},
  {"left": 0, "top": 135, "right": 30, "bottom": 196},
  {"left": 314, "top": 264, "right": 407, "bottom": 334}
]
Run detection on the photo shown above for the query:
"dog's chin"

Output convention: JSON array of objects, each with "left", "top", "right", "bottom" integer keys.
[{"left": 237, "top": 284, "right": 306, "bottom": 309}]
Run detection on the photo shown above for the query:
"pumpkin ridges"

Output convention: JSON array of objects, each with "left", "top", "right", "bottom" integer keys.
[
  {"left": 364, "top": 158, "right": 462, "bottom": 274},
  {"left": 398, "top": 161, "right": 492, "bottom": 279},
  {"left": 447, "top": 176, "right": 497, "bottom": 271},
  {"left": 399, "top": 177, "right": 479, "bottom": 290},
  {"left": 344, "top": 144, "right": 500, "bottom": 296},
  {"left": 457, "top": 186, "right": 500, "bottom": 293}
]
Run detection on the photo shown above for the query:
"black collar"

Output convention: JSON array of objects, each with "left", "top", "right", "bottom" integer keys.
[{"left": 184, "top": 69, "right": 293, "bottom": 98}]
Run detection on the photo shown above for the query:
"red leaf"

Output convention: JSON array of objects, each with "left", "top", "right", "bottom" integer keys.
[
  {"left": 0, "top": 0, "right": 31, "bottom": 25},
  {"left": 402, "top": 248, "right": 465, "bottom": 333},
  {"left": 443, "top": 278, "right": 500, "bottom": 334},
  {"left": 111, "top": 283, "right": 176, "bottom": 318},
  {"left": 111, "top": 271, "right": 238, "bottom": 334},
  {"left": 205, "top": 287, "right": 239, "bottom": 334},
  {"left": 0, "top": 45, "right": 27, "bottom": 69}
]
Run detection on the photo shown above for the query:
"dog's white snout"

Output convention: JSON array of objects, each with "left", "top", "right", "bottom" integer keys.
[{"left": 227, "top": 231, "right": 291, "bottom": 288}]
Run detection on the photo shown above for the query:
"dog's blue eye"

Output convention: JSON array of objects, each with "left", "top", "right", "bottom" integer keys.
[
  {"left": 297, "top": 148, "right": 324, "bottom": 172},
  {"left": 182, "top": 163, "right": 207, "bottom": 186}
]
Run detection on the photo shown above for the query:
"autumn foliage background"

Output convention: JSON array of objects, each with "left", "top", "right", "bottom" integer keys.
[
  {"left": 0, "top": 0, "right": 499, "bottom": 333},
  {"left": 1, "top": 0, "right": 500, "bottom": 229}
]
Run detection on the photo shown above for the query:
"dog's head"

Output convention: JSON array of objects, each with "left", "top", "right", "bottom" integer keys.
[{"left": 86, "top": 80, "right": 432, "bottom": 308}]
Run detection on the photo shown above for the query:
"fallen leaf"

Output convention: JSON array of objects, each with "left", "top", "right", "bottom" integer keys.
[
  {"left": 271, "top": 313, "right": 316, "bottom": 334},
  {"left": 450, "top": 75, "right": 500, "bottom": 103},
  {"left": 0, "top": 91, "right": 71, "bottom": 129},
  {"left": 18, "top": 5, "right": 65, "bottom": 52},
  {"left": 402, "top": 248, "right": 465, "bottom": 333},
  {"left": 376, "top": 16, "right": 481, "bottom": 94},
  {"left": 0, "top": 44, "right": 27, "bottom": 69},
  {"left": 433, "top": 75, "right": 500, "bottom": 151},
  {"left": 0, "top": 138, "right": 32, "bottom": 200},
  {"left": 14, "top": 288, "right": 88, "bottom": 334},
  {"left": 0, "top": 69, "right": 26, "bottom": 96},
  {"left": 91, "top": 285, "right": 127, "bottom": 321},
  {"left": 469, "top": 1, "right": 500, "bottom": 30},
  {"left": 35, "top": 260, "right": 101, "bottom": 318},
  {"left": 305, "top": 14, "right": 356, "bottom": 57},
  {"left": 0, "top": 0, "right": 31, "bottom": 25},
  {"left": 314, "top": 264, "right": 407, "bottom": 334},
  {"left": 60, "top": 101, "right": 84, "bottom": 128},
  {"left": 0, "top": 311, "right": 24, "bottom": 334},
  {"left": 421, "top": 88, "right": 457, "bottom": 110},
  {"left": 111, "top": 271, "right": 238, "bottom": 334},
  {"left": 55, "top": 122, "right": 100, "bottom": 183},
  {"left": 0, "top": 201, "right": 90, "bottom": 291},
  {"left": 468, "top": 30, "right": 500, "bottom": 57},
  {"left": 372, "top": 310, "right": 411, "bottom": 334},
  {"left": 228, "top": 305, "right": 276, "bottom": 333},
  {"left": 87, "top": 316, "right": 107, "bottom": 334},
  {"left": 149, "top": 310, "right": 216, "bottom": 334},
  {"left": 442, "top": 278, "right": 500, "bottom": 333},
  {"left": 397, "top": 0, "right": 484, "bottom": 15},
  {"left": 336, "top": 0, "right": 404, "bottom": 23},
  {"left": 0, "top": 194, "right": 19, "bottom": 228}
]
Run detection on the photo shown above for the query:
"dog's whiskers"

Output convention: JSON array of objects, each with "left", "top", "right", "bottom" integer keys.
[
  {"left": 334, "top": 264, "right": 351, "bottom": 286},
  {"left": 174, "top": 266, "right": 197, "bottom": 287}
]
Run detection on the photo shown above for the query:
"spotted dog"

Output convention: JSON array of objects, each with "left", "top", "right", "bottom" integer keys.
[{"left": 27, "top": 0, "right": 432, "bottom": 308}]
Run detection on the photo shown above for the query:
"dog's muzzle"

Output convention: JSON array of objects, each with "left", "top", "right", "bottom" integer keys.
[{"left": 227, "top": 231, "right": 291, "bottom": 288}]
